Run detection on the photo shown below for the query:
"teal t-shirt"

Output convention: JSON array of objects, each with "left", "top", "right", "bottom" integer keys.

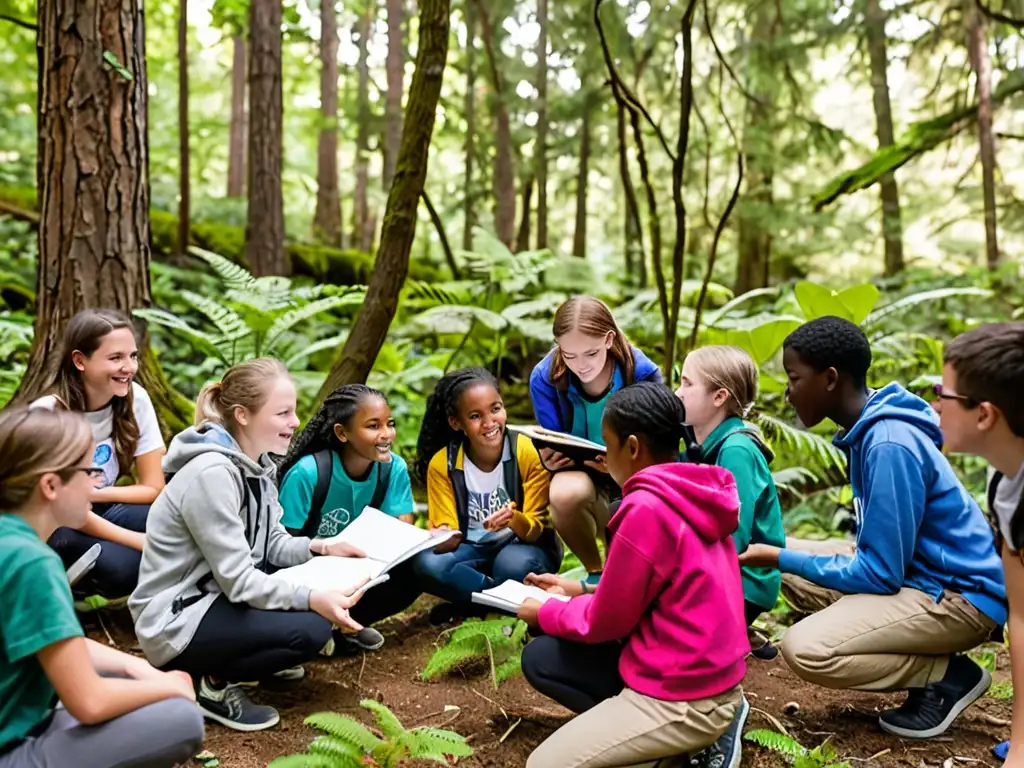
[
  {"left": 0, "top": 515, "right": 84, "bottom": 751},
  {"left": 279, "top": 453, "right": 415, "bottom": 538},
  {"left": 581, "top": 390, "right": 613, "bottom": 446}
]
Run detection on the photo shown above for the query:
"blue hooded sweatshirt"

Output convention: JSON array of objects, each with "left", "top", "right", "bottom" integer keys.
[
  {"left": 777, "top": 382, "right": 1007, "bottom": 626},
  {"left": 529, "top": 345, "right": 662, "bottom": 439}
]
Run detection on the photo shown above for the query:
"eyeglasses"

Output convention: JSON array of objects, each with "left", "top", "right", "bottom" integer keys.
[
  {"left": 65, "top": 466, "right": 105, "bottom": 480},
  {"left": 933, "top": 384, "right": 977, "bottom": 407}
]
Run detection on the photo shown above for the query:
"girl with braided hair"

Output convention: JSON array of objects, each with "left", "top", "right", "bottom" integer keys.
[
  {"left": 278, "top": 384, "right": 419, "bottom": 653},
  {"left": 411, "top": 367, "right": 560, "bottom": 618}
]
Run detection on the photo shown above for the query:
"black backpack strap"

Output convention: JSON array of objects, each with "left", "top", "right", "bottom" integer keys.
[
  {"left": 503, "top": 431, "right": 524, "bottom": 511},
  {"left": 370, "top": 460, "right": 392, "bottom": 510},
  {"left": 300, "top": 450, "right": 334, "bottom": 539},
  {"left": 446, "top": 442, "right": 470, "bottom": 535}
]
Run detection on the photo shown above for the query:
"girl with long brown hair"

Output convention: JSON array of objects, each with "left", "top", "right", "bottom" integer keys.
[
  {"left": 528, "top": 296, "right": 661, "bottom": 583},
  {"left": 32, "top": 309, "right": 166, "bottom": 601}
]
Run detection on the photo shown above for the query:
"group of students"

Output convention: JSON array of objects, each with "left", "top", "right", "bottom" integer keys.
[{"left": 0, "top": 297, "right": 1021, "bottom": 768}]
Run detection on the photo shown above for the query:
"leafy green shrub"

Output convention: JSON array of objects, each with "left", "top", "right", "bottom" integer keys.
[
  {"left": 744, "top": 729, "right": 850, "bottom": 768},
  {"left": 421, "top": 616, "right": 529, "bottom": 689},
  {"left": 268, "top": 699, "right": 472, "bottom": 768}
]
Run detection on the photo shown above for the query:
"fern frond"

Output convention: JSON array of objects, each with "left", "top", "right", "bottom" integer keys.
[
  {"left": 307, "top": 734, "right": 368, "bottom": 762},
  {"left": 188, "top": 246, "right": 257, "bottom": 291},
  {"left": 862, "top": 287, "right": 993, "bottom": 328},
  {"left": 266, "top": 755, "right": 347, "bottom": 768},
  {"left": 754, "top": 413, "right": 847, "bottom": 476},
  {"left": 421, "top": 634, "right": 491, "bottom": 679},
  {"left": 132, "top": 309, "right": 226, "bottom": 362},
  {"left": 510, "top": 619, "right": 529, "bottom": 645},
  {"left": 360, "top": 699, "right": 407, "bottom": 741},
  {"left": 404, "top": 280, "right": 477, "bottom": 307},
  {"left": 495, "top": 654, "right": 522, "bottom": 684},
  {"left": 303, "top": 711, "right": 384, "bottom": 753},
  {"left": 264, "top": 294, "right": 366, "bottom": 353},
  {"left": 771, "top": 466, "right": 819, "bottom": 495},
  {"left": 744, "top": 728, "right": 806, "bottom": 757},
  {"left": 284, "top": 333, "right": 348, "bottom": 369},
  {"left": 408, "top": 726, "right": 475, "bottom": 761},
  {"left": 181, "top": 290, "right": 249, "bottom": 340}
]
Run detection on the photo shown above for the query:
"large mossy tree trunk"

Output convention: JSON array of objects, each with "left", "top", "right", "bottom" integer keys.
[
  {"left": 383, "top": 0, "right": 405, "bottom": 188},
  {"left": 227, "top": 35, "right": 248, "bottom": 198},
  {"left": 15, "top": 0, "right": 190, "bottom": 434},
  {"left": 246, "top": 0, "right": 288, "bottom": 276},
  {"left": 967, "top": 5, "right": 1001, "bottom": 271},
  {"left": 314, "top": 0, "right": 342, "bottom": 247},
  {"left": 571, "top": 100, "right": 592, "bottom": 259},
  {"left": 316, "top": 0, "right": 451, "bottom": 400}
]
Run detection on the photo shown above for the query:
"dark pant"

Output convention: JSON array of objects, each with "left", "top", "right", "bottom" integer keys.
[
  {"left": 745, "top": 600, "right": 766, "bottom": 627},
  {"left": 48, "top": 503, "right": 149, "bottom": 599},
  {"left": 412, "top": 530, "right": 561, "bottom": 605},
  {"left": 349, "top": 561, "right": 422, "bottom": 627},
  {"left": 522, "top": 634, "right": 625, "bottom": 714},
  {"left": 164, "top": 594, "right": 333, "bottom": 682}
]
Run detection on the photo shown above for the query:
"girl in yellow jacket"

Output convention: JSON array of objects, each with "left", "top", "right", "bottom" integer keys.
[{"left": 411, "top": 367, "right": 560, "bottom": 616}]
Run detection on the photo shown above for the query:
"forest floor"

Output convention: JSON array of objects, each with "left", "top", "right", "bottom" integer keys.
[{"left": 88, "top": 599, "right": 1012, "bottom": 768}]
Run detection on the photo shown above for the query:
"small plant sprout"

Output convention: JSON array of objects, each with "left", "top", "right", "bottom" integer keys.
[{"left": 421, "top": 616, "right": 529, "bottom": 689}]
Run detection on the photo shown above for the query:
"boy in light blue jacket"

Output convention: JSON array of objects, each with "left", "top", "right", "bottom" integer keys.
[{"left": 740, "top": 316, "right": 1006, "bottom": 742}]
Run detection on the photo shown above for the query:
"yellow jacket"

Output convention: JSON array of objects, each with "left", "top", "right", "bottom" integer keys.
[{"left": 426, "top": 433, "right": 552, "bottom": 542}]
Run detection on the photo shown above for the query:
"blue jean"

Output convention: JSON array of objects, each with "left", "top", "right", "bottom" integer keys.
[
  {"left": 412, "top": 530, "right": 561, "bottom": 604},
  {"left": 48, "top": 503, "right": 149, "bottom": 599}
]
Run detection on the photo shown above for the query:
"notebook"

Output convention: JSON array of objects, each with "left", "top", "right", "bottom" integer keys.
[
  {"left": 507, "top": 425, "right": 606, "bottom": 465},
  {"left": 471, "top": 580, "right": 572, "bottom": 614},
  {"left": 272, "top": 507, "right": 459, "bottom": 594}
]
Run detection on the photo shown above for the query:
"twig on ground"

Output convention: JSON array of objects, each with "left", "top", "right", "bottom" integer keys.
[
  {"left": 848, "top": 748, "right": 891, "bottom": 762},
  {"left": 499, "top": 718, "right": 522, "bottom": 743},
  {"left": 471, "top": 687, "right": 508, "bottom": 720},
  {"left": 749, "top": 706, "right": 791, "bottom": 736},
  {"left": 96, "top": 612, "right": 117, "bottom": 647},
  {"left": 357, "top": 651, "right": 367, "bottom": 687}
]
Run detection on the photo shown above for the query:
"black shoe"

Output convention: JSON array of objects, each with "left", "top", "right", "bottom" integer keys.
[
  {"left": 335, "top": 627, "right": 385, "bottom": 654},
  {"left": 197, "top": 677, "right": 280, "bottom": 732},
  {"left": 878, "top": 654, "right": 991, "bottom": 739},
  {"left": 690, "top": 695, "right": 749, "bottom": 768}
]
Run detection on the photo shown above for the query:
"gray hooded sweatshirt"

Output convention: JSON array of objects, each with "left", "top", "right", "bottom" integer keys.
[{"left": 129, "top": 423, "right": 314, "bottom": 667}]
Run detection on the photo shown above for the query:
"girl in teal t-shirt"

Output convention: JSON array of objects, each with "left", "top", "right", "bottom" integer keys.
[
  {"left": 0, "top": 406, "right": 203, "bottom": 768},
  {"left": 278, "top": 385, "right": 419, "bottom": 654}
]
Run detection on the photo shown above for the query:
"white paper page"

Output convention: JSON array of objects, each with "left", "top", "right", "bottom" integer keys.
[
  {"left": 323, "top": 507, "right": 456, "bottom": 567},
  {"left": 478, "top": 580, "right": 572, "bottom": 608},
  {"left": 271, "top": 556, "right": 383, "bottom": 593}
]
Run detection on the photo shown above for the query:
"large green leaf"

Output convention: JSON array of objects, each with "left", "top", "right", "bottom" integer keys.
[
  {"left": 862, "top": 287, "right": 993, "bottom": 328},
  {"left": 794, "top": 282, "right": 879, "bottom": 324},
  {"left": 715, "top": 318, "right": 802, "bottom": 366}
]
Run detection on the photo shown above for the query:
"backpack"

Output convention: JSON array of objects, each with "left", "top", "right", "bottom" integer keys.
[
  {"left": 446, "top": 432, "right": 524, "bottom": 535},
  {"left": 700, "top": 427, "right": 773, "bottom": 465},
  {"left": 987, "top": 470, "right": 1024, "bottom": 554},
  {"left": 297, "top": 449, "right": 392, "bottom": 538}
]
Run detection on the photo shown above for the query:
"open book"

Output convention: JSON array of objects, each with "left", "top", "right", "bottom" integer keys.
[
  {"left": 471, "top": 580, "right": 572, "bottom": 614},
  {"left": 507, "top": 424, "right": 606, "bottom": 465},
  {"left": 271, "top": 507, "right": 459, "bottom": 594}
]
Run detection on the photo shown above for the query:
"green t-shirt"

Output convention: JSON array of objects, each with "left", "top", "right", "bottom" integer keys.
[
  {"left": 279, "top": 453, "right": 415, "bottom": 538},
  {"left": 0, "top": 515, "right": 84, "bottom": 751},
  {"left": 581, "top": 389, "right": 613, "bottom": 447}
]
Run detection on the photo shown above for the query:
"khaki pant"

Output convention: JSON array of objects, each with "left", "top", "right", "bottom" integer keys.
[
  {"left": 780, "top": 572, "right": 997, "bottom": 691},
  {"left": 526, "top": 685, "right": 741, "bottom": 768}
]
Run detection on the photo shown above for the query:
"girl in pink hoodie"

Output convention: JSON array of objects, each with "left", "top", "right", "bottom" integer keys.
[{"left": 517, "top": 382, "right": 749, "bottom": 768}]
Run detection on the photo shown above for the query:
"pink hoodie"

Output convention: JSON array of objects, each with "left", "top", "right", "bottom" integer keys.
[{"left": 538, "top": 462, "right": 749, "bottom": 701}]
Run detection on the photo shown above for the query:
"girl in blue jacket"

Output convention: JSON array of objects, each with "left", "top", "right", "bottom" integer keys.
[{"left": 528, "top": 296, "right": 661, "bottom": 583}]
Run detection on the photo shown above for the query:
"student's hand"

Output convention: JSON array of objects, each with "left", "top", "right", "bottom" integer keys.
[
  {"left": 483, "top": 502, "right": 516, "bottom": 531},
  {"left": 738, "top": 544, "right": 782, "bottom": 569},
  {"left": 583, "top": 454, "right": 609, "bottom": 474},
  {"left": 517, "top": 598, "right": 543, "bottom": 628},
  {"left": 313, "top": 539, "right": 367, "bottom": 559},
  {"left": 161, "top": 670, "right": 197, "bottom": 702},
  {"left": 525, "top": 572, "right": 583, "bottom": 597},
  {"left": 539, "top": 448, "right": 574, "bottom": 472},
  {"left": 310, "top": 587, "right": 366, "bottom": 633},
  {"left": 430, "top": 526, "right": 462, "bottom": 554}
]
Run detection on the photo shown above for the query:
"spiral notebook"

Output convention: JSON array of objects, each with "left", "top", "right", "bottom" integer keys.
[{"left": 471, "top": 580, "right": 572, "bottom": 614}]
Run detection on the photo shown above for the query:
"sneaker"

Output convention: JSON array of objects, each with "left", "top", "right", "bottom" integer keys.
[
  {"left": 878, "top": 654, "right": 991, "bottom": 739},
  {"left": 690, "top": 695, "right": 749, "bottom": 768},
  {"left": 236, "top": 666, "right": 306, "bottom": 689},
  {"left": 335, "top": 627, "right": 385, "bottom": 654},
  {"left": 197, "top": 677, "right": 280, "bottom": 732}
]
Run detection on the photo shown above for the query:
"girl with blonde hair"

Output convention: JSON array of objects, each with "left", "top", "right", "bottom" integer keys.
[{"left": 0, "top": 407, "right": 203, "bottom": 768}]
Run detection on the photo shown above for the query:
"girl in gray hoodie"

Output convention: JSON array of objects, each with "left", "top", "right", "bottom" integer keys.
[{"left": 129, "top": 359, "right": 367, "bottom": 732}]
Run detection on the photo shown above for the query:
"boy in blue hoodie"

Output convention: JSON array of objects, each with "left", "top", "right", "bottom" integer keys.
[{"left": 740, "top": 316, "right": 1007, "bottom": 740}]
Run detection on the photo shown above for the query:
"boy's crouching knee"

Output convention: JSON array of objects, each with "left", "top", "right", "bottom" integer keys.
[{"left": 780, "top": 621, "right": 841, "bottom": 689}]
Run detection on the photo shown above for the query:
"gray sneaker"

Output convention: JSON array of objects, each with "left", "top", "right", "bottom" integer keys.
[
  {"left": 336, "top": 627, "right": 385, "bottom": 654},
  {"left": 197, "top": 677, "right": 280, "bottom": 732},
  {"left": 690, "top": 695, "right": 749, "bottom": 768}
]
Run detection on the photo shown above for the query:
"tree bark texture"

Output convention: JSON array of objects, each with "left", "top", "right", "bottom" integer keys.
[
  {"left": 462, "top": 0, "right": 476, "bottom": 251},
  {"left": 616, "top": 94, "right": 645, "bottom": 286},
  {"left": 20, "top": 0, "right": 153, "bottom": 401},
  {"left": 177, "top": 0, "right": 190, "bottom": 256},
  {"left": 865, "top": 0, "right": 905, "bottom": 276},
  {"left": 535, "top": 0, "right": 548, "bottom": 249},
  {"left": 314, "top": 0, "right": 342, "bottom": 247},
  {"left": 246, "top": 0, "right": 287, "bottom": 276},
  {"left": 383, "top": 0, "right": 405, "bottom": 188},
  {"left": 572, "top": 102, "right": 591, "bottom": 258},
  {"left": 515, "top": 174, "right": 533, "bottom": 253},
  {"left": 967, "top": 6, "right": 1001, "bottom": 270},
  {"left": 316, "top": 0, "right": 451, "bottom": 400},
  {"left": 227, "top": 35, "right": 247, "bottom": 198},
  {"left": 353, "top": 3, "right": 374, "bottom": 252}
]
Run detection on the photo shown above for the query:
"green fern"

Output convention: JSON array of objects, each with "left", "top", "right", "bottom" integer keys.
[
  {"left": 405, "top": 726, "right": 475, "bottom": 761},
  {"left": 360, "top": 699, "right": 407, "bottom": 741},
  {"left": 307, "top": 735, "right": 367, "bottom": 761},
  {"left": 744, "top": 729, "right": 806, "bottom": 757},
  {"left": 302, "top": 712, "right": 384, "bottom": 753},
  {"left": 188, "top": 246, "right": 257, "bottom": 291},
  {"left": 267, "top": 755, "right": 356, "bottom": 768},
  {"left": 422, "top": 617, "right": 529, "bottom": 688}
]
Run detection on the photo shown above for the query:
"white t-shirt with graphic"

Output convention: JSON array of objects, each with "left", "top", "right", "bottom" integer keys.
[
  {"left": 994, "top": 461, "right": 1024, "bottom": 547},
  {"left": 463, "top": 442, "right": 515, "bottom": 545},
  {"left": 31, "top": 382, "right": 164, "bottom": 489}
]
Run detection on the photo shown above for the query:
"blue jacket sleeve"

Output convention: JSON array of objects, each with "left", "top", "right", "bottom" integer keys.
[
  {"left": 777, "top": 442, "right": 924, "bottom": 595},
  {"left": 529, "top": 357, "right": 563, "bottom": 431}
]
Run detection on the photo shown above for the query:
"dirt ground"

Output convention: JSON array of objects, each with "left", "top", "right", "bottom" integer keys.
[{"left": 87, "top": 603, "right": 1012, "bottom": 768}]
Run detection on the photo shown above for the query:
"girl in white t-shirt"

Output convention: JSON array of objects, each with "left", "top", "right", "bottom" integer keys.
[{"left": 32, "top": 309, "right": 167, "bottom": 600}]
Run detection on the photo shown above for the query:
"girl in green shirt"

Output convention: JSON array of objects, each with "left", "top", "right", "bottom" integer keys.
[{"left": 0, "top": 407, "right": 203, "bottom": 768}]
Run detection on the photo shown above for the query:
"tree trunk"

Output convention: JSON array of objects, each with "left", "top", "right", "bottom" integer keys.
[
  {"left": 865, "top": 0, "right": 904, "bottom": 276},
  {"left": 535, "top": 0, "right": 548, "bottom": 249},
  {"left": 616, "top": 98, "right": 645, "bottom": 286},
  {"left": 968, "top": 6, "right": 1001, "bottom": 270},
  {"left": 515, "top": 175, "right": 533, "bottom": 253},
  {"left": 352, "top": 4, "right": 374, "bottom": 252},
  {"left": 383, "top": 0, "right": 404, "bottom": 189},
  {"left": 313, "top": 0, "right": 342, "bottom": 247},
  {"left": 572, "top": 103, "right": 591, "bottom": 259},
  {"left": 246, "top": 0, "right": 287, "bottom": 276},
  {"left": 227, "top": 35, "right": 247, "bottom": 198},
  {"left": 316, "top": 0, "right": 451, "bottom": 399},
  {"left": 177, "top": 0, "right": 190, "bottom": 256},
  {"left": 476, "top": 1, "right": 515, "bottom": 248},
  {"left": 462, "top": 0, "right": 476, "bottom": 251}
]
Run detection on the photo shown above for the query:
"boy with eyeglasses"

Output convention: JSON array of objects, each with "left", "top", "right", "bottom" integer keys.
[{"left": 940, "top": 322, "right": 1024, "bottom": 764}]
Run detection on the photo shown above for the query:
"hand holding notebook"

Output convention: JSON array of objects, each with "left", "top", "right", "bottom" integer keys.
[
  {"left": 507, "top": 425, "right": 606, "bottom": 466},
  {"left": 471, "top": 579, "right": 572, "bottom": 615}
]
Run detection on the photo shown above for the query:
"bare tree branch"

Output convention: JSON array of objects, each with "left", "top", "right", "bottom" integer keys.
[
  {"left": 0, "top": 12, "right": 36, "bottom": 30},
  {"left": 976, "top": 0, "right": 1024, "bottom": 29},
  {"left": 421, "top": 189, "right": 460, "bottom": 279}
]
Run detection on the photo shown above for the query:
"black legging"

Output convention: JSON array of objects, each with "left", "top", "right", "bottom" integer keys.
[
  {"left": 521, "top": 634, "right": 625, "bottom": 714},
  {"left": 49, "top": 503, "right": 149, "bottom": 598},
  {"left": 164, "top": 595, "right": 332, "bottom": 682},
  {"left": 349, "top": 561, "right": 421, "bottom": 627}
]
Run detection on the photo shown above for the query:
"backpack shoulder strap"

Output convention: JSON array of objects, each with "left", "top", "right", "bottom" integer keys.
[
  {"left": 370, "top": 460, "right": 392, "bottom": 510},
  {"left": 302, "top": 450, "right": 334, "bottom": 538},
  {"left": 503, "top": 431, "right": 524, "bottom": 511},
  {"left": 702, "top": 427, "right": 763, "bottom": 465},
  {"left": 446, "top": 442, "right": 470, "bottom": 534}
]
